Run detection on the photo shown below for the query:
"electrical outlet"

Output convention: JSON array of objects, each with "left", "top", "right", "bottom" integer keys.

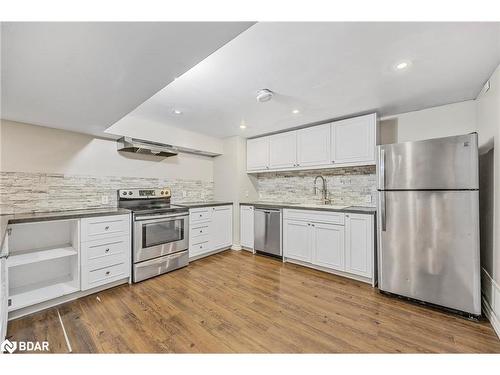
[
  {"left": 365, "top": 195, "right": 372, "bottom": 203},
  {"left": 101, "top": 195, "right": 109, "bottom": 205},
  {"left": 182, "top": 191, "right": 187, "bottom": 198},
  {"left": 245, "top": 190, "right": 249, "bottom": 198}
]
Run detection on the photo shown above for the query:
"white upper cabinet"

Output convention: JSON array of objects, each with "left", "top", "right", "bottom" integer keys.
[
  {"left": 331, "top": 113, "right": 376, "bottom": 166},
  {"left": 246, "top": 113, "right": 377, "bottom": 173},
  {"left": 344, "top": 213, "right": 373, "bottom": 278},
  {"left": 269, "top": 131, "right": 297, "bottom": 169},
  {"left": 297, "top": 124, "right": 331, "bottom": 167},
  {"left": 247, "top": 137, "right": 270, "bottom": 171}
]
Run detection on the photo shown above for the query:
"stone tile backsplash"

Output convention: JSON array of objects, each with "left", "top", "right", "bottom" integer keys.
[
  {"left": 255, "top": 166, "right": 377, "bottom": 207},
  {"left": 0, "top": 171, "right": 214, "bottom": 214}
]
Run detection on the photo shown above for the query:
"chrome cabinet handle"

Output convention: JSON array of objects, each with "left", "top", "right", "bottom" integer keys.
[
  {"left": 104, "top": 226, "right": 110, "bottom": 230},
  {"left": 331, "top": 160, "right": 335, "bottom": 164},
  {"left": 105, "top": 271, "right": 111, "bottom": 276},
  {"left": 105, "top": 248, "right": 110, "bottom": 253}
]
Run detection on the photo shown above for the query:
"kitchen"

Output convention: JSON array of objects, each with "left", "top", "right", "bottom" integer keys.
[{"left": 1, "top": 14, "right": 500, "bottom": 365}]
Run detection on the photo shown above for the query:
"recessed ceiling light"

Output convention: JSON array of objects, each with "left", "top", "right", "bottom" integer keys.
[
  {"left": 292, "top": 109, "right": 300, "bottom": 114},
  {"left": 239, "top": 124, "right": 247, "bottom": 129},
  {"left": 172, "top": 109, "right": 182, "bottom": 115},
  {"left": 394, "top": 60, "right": 411, "bottom": 71}
]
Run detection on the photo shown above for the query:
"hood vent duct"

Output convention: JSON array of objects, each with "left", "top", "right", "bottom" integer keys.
[
  {"left": 117, "top": 137, "right": 178, "bottom": 157},
  {"left": 117, "top": 136, "right": 221, "bottom": 157}
]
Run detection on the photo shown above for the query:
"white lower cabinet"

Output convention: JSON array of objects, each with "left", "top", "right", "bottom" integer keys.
[
  {"left": 344, "top": 213, "right": 373, "bottom": 278},
  {"left": 240, "top": 205, "right": 254, "bottom": 250},
  {"left": 211, "top": 206, "right": 233, "bottom": 250},
  {"left": 189, "top": 205, "right": 233, "bottom": 259},
  {"left": 283, "top": 219, "right": 311, "bottom": 262},
  {"left": 5, "top": 213, "right": 131, "bottom": 317},
  {"left": 81, "top": 232, "right": 131, "bottom": 291},
  {"left": 311, "top": 222, "right": 345, "bottom": 270},
  {"left": 284, "top": 209, "right": 374, "bottom": 283}
]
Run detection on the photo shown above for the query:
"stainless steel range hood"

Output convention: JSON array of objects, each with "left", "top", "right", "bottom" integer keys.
[
  {"left": 117, "top": 136, "right": 222, "bottom": 158},
  {"left": 117, "top": 137, "right": 178, "bottom": 157}
]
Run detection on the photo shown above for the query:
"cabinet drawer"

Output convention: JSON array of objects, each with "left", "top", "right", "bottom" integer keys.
[
  {"left": 189, "top": 240, "right": 211, "bottom": 256},
  {"left": 190, "top": 234, "right": 210, "bottom": 246},
  {"left": 83, "top": 235, "right": 130, "bottom": 271},
  {"left": 189, "top": 208, "right": 212, "bottom": 223},
  {"left": 84, "top": 262, "right": 128, "bottom": 289},
  {"left": 190, "top": 224, "right": 210, "bottom": 238},
  {"left": 81, "top": 214, "right": 130, "bottom": 241},
  {"left": 283, "top": 209, "right": 344, "bottom": 225}
]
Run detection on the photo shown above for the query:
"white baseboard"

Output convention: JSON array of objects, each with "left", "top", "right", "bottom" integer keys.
[{"left": 481, "top": 267, "right": 500, "bottom": 338}]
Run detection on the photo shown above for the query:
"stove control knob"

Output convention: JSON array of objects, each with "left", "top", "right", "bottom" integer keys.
[
  {"left": 128, "top": 191, "right": 133, "bottom": 195},
  {"left": 122, "top": 191, "right": 126, "bottom": 196},
  {"left": 160, "top": 191, "right": 164, "bottom": 195}
]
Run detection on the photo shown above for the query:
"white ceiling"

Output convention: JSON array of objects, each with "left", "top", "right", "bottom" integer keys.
[
  {"left": 0, "top": 22, "right": 253, "bottom": 135},
  {"left": 122, "top": 22, "right": 500, "bottom": 138}
]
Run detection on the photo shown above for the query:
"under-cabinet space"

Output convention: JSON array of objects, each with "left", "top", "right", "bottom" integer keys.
[
  {"left": 7, "top": 219, "right": 80, "bottom": 311},
  {"left": 8, "top": 256, "right": 79, "bottom": 311}
]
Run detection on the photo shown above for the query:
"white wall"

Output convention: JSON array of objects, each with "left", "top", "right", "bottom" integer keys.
[
  {"left": 381, "top": 100, "right": 477, "bottom": 143},
  {"left": 0, "top": 119, "right": 214, "bottom": 181},
  {"left": 105, "top": 115, "right": 224, "bottom": 155},
  {"left": 476, "top": 64, "right": 500, "bottom": 330},
  {"left": 213, "top": 136, "right": 258, "bottom": 248}
]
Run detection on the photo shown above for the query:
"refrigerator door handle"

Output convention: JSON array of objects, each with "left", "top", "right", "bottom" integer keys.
[
  {"left": 379, "top": 148, "right": 385, "bottom": 190},
  {"left": 381, "top": 191, "right": 386, "bottom": 231}
]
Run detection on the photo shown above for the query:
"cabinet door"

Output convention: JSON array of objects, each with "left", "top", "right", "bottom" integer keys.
[
  {"left": 297, "top": 123, "right": 331, "bottom": 167},
  {"left": 211, "top": 206, "right": 233, "bottom": 250},
  {"left": 283, "top": 219, "right": 311, "bottom": 262},
  {"left": 269, "top": 131, "right": 297, "bottom": 169},
  {"left": 247, "top": 137, "right": 270, "bottom": 171},
  {"left": 311, "top": 222, "right": 345, "bottom": 271},
  {"left": 240, "top": 205, "right": 254, "bottom": 249},
  {"left": 345, "top": 213, "right": 373, "bottom": 278},
  {"left": 331, "top": 113, "right": 376, "bottom": 165},
  {"left": 0, "top": 255, "right": 8, "bottom": 342}
]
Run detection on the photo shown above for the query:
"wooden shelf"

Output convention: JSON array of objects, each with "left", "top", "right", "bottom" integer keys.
[
  {"left": 8, "top": 275, "right": 79, "bottom": 311},
  {"left": 8, "top": 245, "right": 77, "bottom": 268}
]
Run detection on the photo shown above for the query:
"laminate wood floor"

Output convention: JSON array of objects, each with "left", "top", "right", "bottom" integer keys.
[{"left": 7, "top": 250, "right": 500, "bottom": 353}]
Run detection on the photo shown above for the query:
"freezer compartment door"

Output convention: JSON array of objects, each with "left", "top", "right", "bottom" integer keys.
[
  {"left": 377, "top": 133, "right": 479, "bottom": 190},
  {"left": 378, "top": 190, "right": 481, "bottom": 315}
]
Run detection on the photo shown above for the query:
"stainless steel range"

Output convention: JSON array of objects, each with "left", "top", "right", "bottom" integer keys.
[{"left": 118, "top": 188, "right": 189, "bottom": 282}]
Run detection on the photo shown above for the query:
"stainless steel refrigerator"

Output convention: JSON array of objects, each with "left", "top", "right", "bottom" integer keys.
[{"left": 377, "top": 133, "right": 481, "bottom": 317}]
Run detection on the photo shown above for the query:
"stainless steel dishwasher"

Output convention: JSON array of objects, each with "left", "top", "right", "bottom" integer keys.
[{"left": 254, "top": 207, "right": 282, "bottom": 257}]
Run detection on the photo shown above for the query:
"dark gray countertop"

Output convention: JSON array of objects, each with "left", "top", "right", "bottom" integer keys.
[
  {"left": 240, "top": 201, "right": 376, "bottom": 215},
  {"left": 175, "top": 201, "right": 233, "bottom": 208},
  {"left": 0, "top": 208, "right": 131, "bottom": 254}
]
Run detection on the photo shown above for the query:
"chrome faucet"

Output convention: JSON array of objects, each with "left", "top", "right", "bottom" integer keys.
[{"left": 313, "top": 175, "right": 331, "bottom": 204}]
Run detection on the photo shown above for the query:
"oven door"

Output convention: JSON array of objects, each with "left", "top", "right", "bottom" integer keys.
[{"left": 134, "top": 213, "right": 189, "bottom": 263}]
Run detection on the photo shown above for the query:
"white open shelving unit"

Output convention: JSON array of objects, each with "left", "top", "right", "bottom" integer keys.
[{"left": 7, "top": 219, "right": 80, "bottom": 311}]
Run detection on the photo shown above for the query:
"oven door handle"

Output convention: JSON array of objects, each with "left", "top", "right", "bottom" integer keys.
[{"left": 134, "top": 213, "right": 188, "bottom": 222}]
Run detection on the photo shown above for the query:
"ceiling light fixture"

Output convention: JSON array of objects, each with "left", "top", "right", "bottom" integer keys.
[
  {"left": 394, "top": 60, "right": 411, "bottom": 71},
  {"left": 172, "top": 109, "right": 182, "bottom": 115},
  {"left": 292, "top": 109, "right": 300, "bottom": 114},
  {"left": 239, "top": 124, "right": 247, "bottom": 129},
  {"left": 256, "top": 89, "right": 273, "bottom": 102}
]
